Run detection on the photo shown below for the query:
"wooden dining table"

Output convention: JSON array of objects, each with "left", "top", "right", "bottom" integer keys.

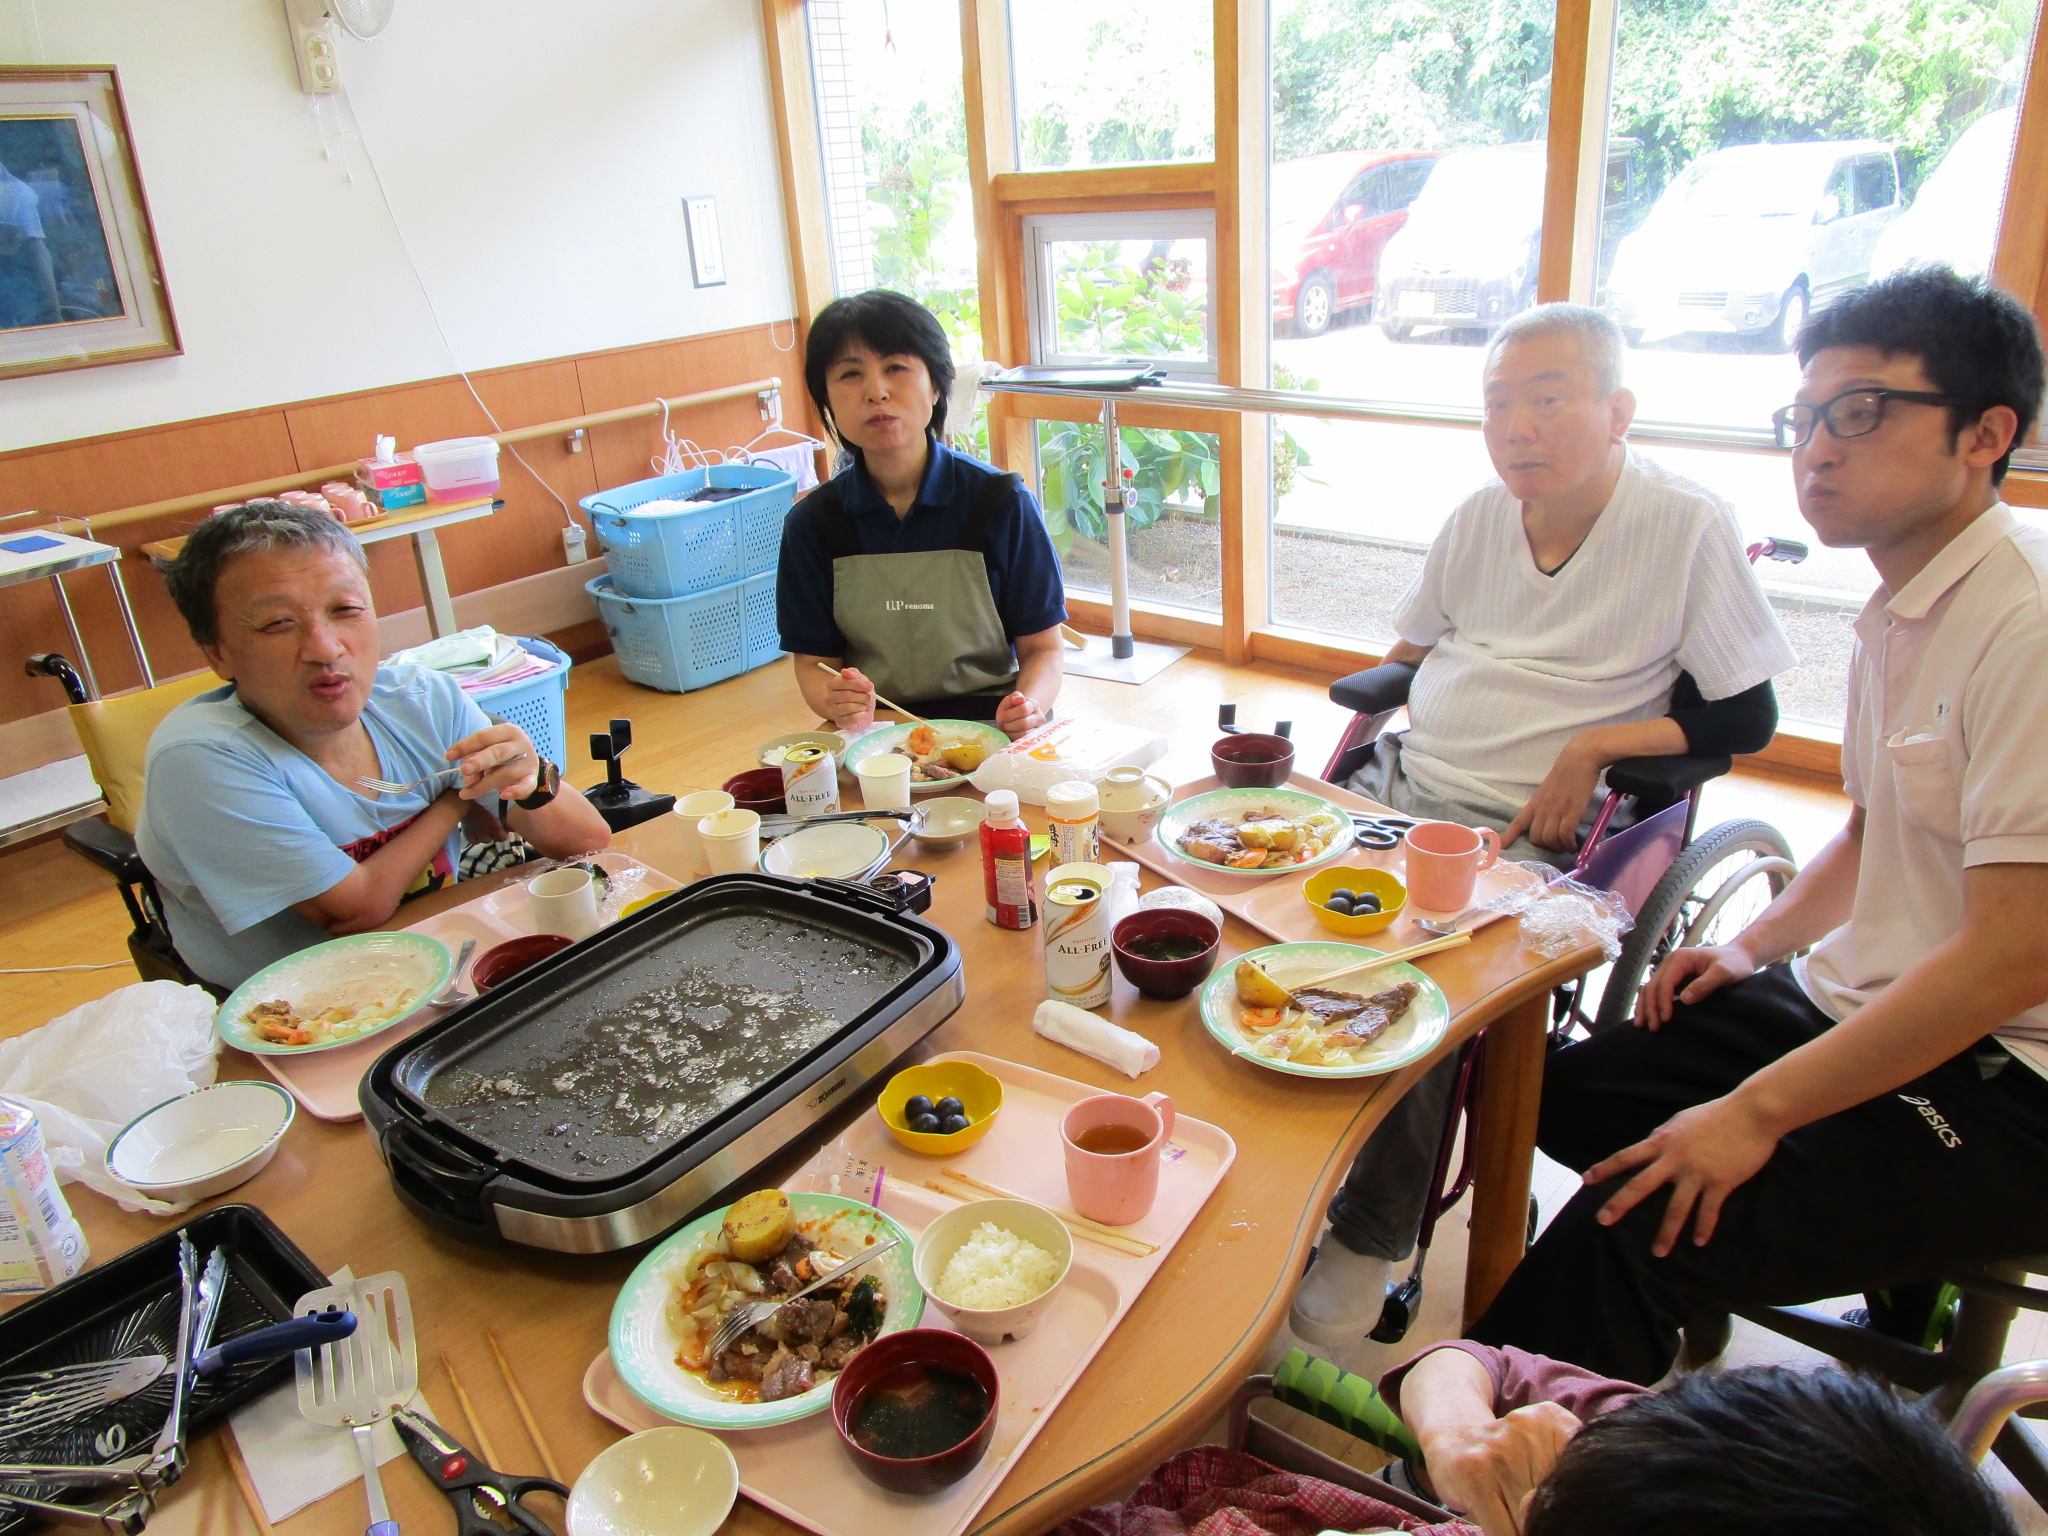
[{"left": 66, "top": 792, "right": 1600, "bottom": 1536}]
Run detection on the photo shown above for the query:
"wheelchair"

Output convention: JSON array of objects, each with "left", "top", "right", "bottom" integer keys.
[{"left": 1306, "top": 537, "right": 1811, "bottom": 1337}]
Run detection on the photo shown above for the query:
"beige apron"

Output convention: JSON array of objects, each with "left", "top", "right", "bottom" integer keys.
[{"left": 812, "top": 472, "right": 1023, "bottom": 711}]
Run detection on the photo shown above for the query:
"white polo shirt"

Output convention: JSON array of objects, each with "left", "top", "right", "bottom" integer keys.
[
  {"left": 1395, "top": 451, "right": 1795, "bottom": 816},
  {"left": 1795, "top": 504, "right": 2048, "bottom": 1076}
]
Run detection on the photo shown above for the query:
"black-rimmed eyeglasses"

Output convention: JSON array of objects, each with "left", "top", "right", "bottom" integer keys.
[{"left": 1771, "top": 388, "right": 1977, "bottom": 450}]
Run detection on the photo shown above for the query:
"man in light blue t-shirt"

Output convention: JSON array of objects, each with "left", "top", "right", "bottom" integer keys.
[{"left": 137, "top": 501, "right": 610, "bottom": 988}]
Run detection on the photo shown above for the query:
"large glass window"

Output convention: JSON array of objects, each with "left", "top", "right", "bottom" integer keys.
[
  {"left": 1268, "top": 0, "right": 1559, "bottom": 412},
  {"left": 1598, "top": 0, "right": 2032, "bottom": 438},
  {"left": 1034, "top": 418, "right": 1224, "bottom": 615},
  {"left": 1009, "top": 0, "right": 1214, "bottom": 171},
  {"left": 807, "top": 0, "right": 984, "bottom": 449}
]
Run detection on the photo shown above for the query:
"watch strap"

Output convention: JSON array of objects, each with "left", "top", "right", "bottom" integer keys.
[{"left": 515, "top": 757, "right": 561, "bottom": 811}]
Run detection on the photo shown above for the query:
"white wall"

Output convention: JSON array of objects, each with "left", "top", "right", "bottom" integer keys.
[{"left": 0, "top": 0, "right": 794, "bottom": 452}]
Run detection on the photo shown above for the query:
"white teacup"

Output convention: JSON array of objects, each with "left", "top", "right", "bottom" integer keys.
[
  {"left": 1098, "top": 767, "right": 1173, "bottom": 844},
  {"left": 698, "top": 808, "right": 762, "bottom": 875},
  {"left": 528, "top": 867, "right": 600, "bottom": 940},
  {"left": 673, "top": 790, "right": 735, "bottom": 879}
]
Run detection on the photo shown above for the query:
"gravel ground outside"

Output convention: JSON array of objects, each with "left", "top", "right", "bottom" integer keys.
[{"left": 1063, "top": 521, "right": 1854, "bottom": 728}]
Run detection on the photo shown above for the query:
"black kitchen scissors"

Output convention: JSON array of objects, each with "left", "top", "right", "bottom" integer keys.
[
  {"left": 395, "top": 1407, "right": 566, "bottom": 1536},
  {"left": 1350, "top": 813, "right": 1419, "bottom": 851}
]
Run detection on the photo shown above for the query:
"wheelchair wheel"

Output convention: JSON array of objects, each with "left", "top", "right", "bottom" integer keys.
[{"left": 1592, "top": 818, "right": 1797, "bottom": 1032}]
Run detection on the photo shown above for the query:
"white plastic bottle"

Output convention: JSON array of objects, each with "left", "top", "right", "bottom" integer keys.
[
  {"left": 0, "top": 1096, "right": 88, "bottom": 1293},
  {"left": 1045, "top": 779, "right": 1101, "bottom": 866}
]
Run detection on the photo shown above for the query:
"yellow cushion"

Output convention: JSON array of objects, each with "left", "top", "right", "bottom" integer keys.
[{"left": 68, "top": 671, "right": 223, "bottom": 833}]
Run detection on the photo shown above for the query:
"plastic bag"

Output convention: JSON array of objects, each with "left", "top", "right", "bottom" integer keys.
[
  {"left": 0, "top": 981, "right": 221, "bottom": 1214},
  {"left": 969, "top": 718, "right": 1168, "bottom": 806},
  {"left": 791, "top": 1136, "right": 890, "bottom": 1205},
  {"left": 1517, "top": 875, "right": 1633, "bottom": 961},
  {"left": 1103, "top": 861, "right": 1143, "bottom": 928}
]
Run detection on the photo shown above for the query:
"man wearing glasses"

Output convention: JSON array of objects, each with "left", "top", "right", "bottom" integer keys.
[{"left": 1469, "top": 265, "right": 2048, "bottom": 1383}]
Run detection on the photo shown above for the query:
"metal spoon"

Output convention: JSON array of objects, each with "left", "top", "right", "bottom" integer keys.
[{"left": 428, "top": 938, "right": 476, "bottom": 1007}]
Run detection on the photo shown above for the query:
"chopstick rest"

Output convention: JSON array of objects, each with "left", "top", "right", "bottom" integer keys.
[{"left": 1033, "top": 999, "right": 1160, "bottom": 1079}]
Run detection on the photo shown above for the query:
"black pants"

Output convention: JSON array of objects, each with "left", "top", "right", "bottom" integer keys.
[{"left": 1468, "top": 965, "right": 2048, "bottom": 1384}]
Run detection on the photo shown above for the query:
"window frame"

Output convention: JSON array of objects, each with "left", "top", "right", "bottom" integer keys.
[
  {"left": 763, "top": 0, "right": 2048, "bottom": 767},
  {"left": 1021, "top": 209, "right": 1221, "bottom": 375}
]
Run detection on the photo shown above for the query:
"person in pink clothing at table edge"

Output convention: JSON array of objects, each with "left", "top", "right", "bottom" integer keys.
[{"left": 1062, "top": 1337, "right": 2012, "bottom": 1535}]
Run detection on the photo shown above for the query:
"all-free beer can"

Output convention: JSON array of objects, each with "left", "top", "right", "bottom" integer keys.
[
  {"left": 780, "top": 744, "right": 840, "bottom": 817},
  {"left": 1043, "top": 862, "right": 1112, "bottom": 1008}
]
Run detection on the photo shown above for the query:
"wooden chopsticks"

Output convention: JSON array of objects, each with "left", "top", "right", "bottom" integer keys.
[
  {"left": 1294, "top": 930, "right": 1472, "bottom": 991},
  {"left": 924, "top": 1168, "right": 1158, "bottom": 1257},
  {"left": 814, "top": 662, "right": 929, "bottom": 726},
  {"left": 440, "top": 1337, "right": 563, "bottom": 1488}
]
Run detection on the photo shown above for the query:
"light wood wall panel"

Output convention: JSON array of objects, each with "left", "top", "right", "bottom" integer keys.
[{"left": 0, "top": 323, "right": 798, "bottom": 733}]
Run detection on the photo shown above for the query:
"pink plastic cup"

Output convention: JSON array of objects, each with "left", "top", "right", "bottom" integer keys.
[
  {"left": 1060, "top": 1091, "right": 1175, "bottom": 1226},
  {"left": 1402, "top": 820, "right": 1501, "bottom": 912}
]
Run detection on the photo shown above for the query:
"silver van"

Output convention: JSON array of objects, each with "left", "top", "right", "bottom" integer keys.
[{"left": 1605, "top": 140, "right": 1901, "bottom": 350}]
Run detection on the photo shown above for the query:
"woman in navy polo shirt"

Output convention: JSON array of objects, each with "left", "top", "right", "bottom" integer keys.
[{"left": 776, "top": 290, "right": 1067, "bottom": 737}]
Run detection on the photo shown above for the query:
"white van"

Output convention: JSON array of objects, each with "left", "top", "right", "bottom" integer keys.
[
  {"left": 1870, "top": 108, "right": 2018, "bottom": 282},
  {"left": 1606, "top": 140, "right": 1902, "bottom": 350}
]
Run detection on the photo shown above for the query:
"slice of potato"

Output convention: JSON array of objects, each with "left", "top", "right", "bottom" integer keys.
[
  {"left": 940, "top": 742, "right": 989, "bottom": 772},
  {"left": 1235, "top": 958, "right": 1295, "bottom": 1010},
  {"left": 722, "top": 1188, "right": 795, "bottom": 1264}
]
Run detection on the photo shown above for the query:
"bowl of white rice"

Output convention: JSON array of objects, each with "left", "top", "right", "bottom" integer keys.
[{"left": 912, "top": 1198, "right": 1074, "bottom": 1344}]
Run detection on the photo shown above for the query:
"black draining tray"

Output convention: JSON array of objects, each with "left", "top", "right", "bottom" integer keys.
[{"left": 0, "top": 1204, "right": 326, "bottom": 1531}]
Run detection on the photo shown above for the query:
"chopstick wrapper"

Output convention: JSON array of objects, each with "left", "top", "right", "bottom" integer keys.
[
  {"left": 1033, "top": 999, "right": 1160, "bottom": 1078},
  {"left": 227, "top": 1267, "right": 439, "bottom": 1524}
]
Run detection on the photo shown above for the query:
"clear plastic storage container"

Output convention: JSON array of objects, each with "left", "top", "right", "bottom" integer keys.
[{"left": 411, "top": 436, "right": 502, "bottom": 502}]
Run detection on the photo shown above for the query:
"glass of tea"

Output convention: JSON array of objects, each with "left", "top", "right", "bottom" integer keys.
[
  {"left": 1060, "top": 1091, "right": 1176, "bottom": 1225},
  {"left": 1111, "top": 910, "right": 1221, "bottom": 1000}
]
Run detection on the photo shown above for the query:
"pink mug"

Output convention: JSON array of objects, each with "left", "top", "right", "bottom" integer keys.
[
  {"left": 1060, "top": 1092, "right": 1175, "bottom": 1226},
  {"left": 1402, "top": 820, "right": 1501, "bottom": 912}
]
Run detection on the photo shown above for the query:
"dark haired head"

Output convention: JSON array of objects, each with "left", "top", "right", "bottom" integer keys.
[
  {"left": 802, "top": 290, "right": 956, "bottom": 449},
  {"left": 160, "top": 499, "right": 367, "bottom": 649},
  {"left": 1797, "top": 265, "right": 2044, "bottom": 484},
  {"left": 1524, "top": 1365, "right": 2016, "bottom": 1536}
]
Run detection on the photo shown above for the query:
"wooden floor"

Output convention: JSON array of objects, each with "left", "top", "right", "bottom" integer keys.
[{"left": 9, "top": 648, "right": 2039, "bottom": 1528}]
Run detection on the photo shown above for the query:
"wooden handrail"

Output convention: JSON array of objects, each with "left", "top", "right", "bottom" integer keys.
[{"left": 81, "top": 377, "right": 783, "bottom": 533}]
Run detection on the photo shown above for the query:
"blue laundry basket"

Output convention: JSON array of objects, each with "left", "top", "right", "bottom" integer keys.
[
  {"left": 582, "top": 464, "right": 796, "bottom": 600},
  {"left": 470, "top": 635, "right": 571, "bottom": 767},
  {"left": 587, "top": 572, "right": 783, "bottom": 693}
]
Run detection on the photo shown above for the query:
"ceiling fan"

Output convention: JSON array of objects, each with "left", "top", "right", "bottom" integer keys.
[{"left": 283, "top": 0, "right": 396, "bottom": 94}]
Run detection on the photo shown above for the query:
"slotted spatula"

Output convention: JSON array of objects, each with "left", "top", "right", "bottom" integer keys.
[{"left": 294, "top": 1274, "right": 416, "bottom": 1536}]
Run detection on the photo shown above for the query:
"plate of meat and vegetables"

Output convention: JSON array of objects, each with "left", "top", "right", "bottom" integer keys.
[{"left": 1199, "top": 941, "right": 1449, "bottom": 1079}]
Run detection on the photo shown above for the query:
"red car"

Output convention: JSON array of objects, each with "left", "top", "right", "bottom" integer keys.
[{"left": 1273, "top": 150, "right": 1442, "bottom": 337}]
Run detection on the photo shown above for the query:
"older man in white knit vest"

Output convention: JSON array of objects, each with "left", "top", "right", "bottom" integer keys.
[{"left": 1293, "top": 304, "right": 1797, "bottom": 1352}]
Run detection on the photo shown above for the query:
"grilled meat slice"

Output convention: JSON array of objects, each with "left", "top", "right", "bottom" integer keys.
[
  {"left": 1327, "top": 982, "right": 1422, "bottom": 1048},
  {"left": 775, "top": 1296, "right": 839, "bottom": 1347},
  {"left": 759, "top": 1347, "right": 815, "bottom": 1402}
]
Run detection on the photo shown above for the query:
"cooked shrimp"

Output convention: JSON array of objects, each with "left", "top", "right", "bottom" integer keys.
[{"left": 906, "top": 725, "right": 938, "bottom": 757}]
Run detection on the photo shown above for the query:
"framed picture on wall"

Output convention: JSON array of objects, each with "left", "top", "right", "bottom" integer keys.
[{"left": 0, "top": 66, "right": 179, "bottom": 381}]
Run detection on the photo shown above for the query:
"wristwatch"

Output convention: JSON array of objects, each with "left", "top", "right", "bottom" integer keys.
[{"left": 515, "top": 757, "right": 561, "bottom": 811}]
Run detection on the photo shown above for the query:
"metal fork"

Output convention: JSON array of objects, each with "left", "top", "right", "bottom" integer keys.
[
  {"left": 707, "top": 1236, "right": 902, "bottom": 1359},
  {"left": 356, "top": 751, "right": 529, "bottom": 796}
]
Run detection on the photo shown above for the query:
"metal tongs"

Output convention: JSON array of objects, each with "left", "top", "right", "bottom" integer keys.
[{"left": 0, "top": 1238, "right": 221, "bottom": 1533}]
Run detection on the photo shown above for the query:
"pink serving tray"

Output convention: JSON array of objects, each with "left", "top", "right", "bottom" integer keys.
[
  {"left": 581, "top": 1049, "right": 1236, "bottom": 1536},
  {"left": 256, "top": 849, "right": 681, "bottom": 1121},
  {"left": 1103, "top": 768, "right": 1545, "bottom": 947}
]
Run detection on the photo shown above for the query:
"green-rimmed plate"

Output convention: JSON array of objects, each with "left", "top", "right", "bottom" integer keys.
[
  {"left": 1199, "top": 941, "right": 1450, "bottom": 1079},
  {"left": 216, "top": 932, "right": 452, "bottom": 1056},
  {"left": 842, "top": 719, "right": 1009, "bottom": 794},
  {"left": 1158, "top": 786, "right": 1358, "bottom": 880},
  {"left": 610, "top": 1193, "right": 924, "bottom": 1431}
]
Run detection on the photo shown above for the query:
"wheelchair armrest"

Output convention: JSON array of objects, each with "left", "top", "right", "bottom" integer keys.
[
  {"left": 1605, "top": 753, "right": 1733, "bottom": 804},
  {"left": 1328, "top": 661, "right": 1417, "bottom": 717},
  {"left": 63, "top": 816, "right": 148, "bottom": 886}
]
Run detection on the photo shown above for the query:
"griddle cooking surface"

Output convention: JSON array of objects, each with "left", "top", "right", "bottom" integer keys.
[{"left": 419, "top": 911, "right": 915, "bottom": 1181}]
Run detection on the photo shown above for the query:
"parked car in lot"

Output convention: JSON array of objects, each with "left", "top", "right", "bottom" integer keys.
[
  {"left": 1871, "top": 107, "right": 2017, "bottom": 282},
  {"left": 1373, "top": 139, "right": 1645, "bottom": 341},
  {"left": 1606, "top": 140, "right": 1902, "bottom": 351},
  {"left": 1272, "top": 150, "right": 1441, "bottom": 336}
]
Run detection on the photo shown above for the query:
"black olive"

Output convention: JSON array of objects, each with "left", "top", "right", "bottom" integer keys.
[
  {"left": 1324, "top": 897, "right": 1353, "bottom": 915},
  {"left": 934, "top": 1096, "right": 965, "bottom": 1119},
  {"left": 1328, "top": 888, "right": 1357, "bottom": 904},
  {"left": 904, "top": 1094, "right": 935, "bottom": 1120},
  {"left": 1356, "top": 892, "right": 1382, "bottom": 913},
  {"left": 939, "top": 1113, "right": 971, "bottom": 1135},
  {"left": 909, "top": 1112, "right": 941, "bottom": 1134}
]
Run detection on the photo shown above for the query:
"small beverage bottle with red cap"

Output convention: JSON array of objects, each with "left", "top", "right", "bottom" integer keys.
[{"left": 980, "top": 790, "right": 1036, "bottom": 929}]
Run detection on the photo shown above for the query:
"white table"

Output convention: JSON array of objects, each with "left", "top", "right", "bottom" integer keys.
[{"left": 0, "top": 522, "right": 155, "bottom": 697}]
